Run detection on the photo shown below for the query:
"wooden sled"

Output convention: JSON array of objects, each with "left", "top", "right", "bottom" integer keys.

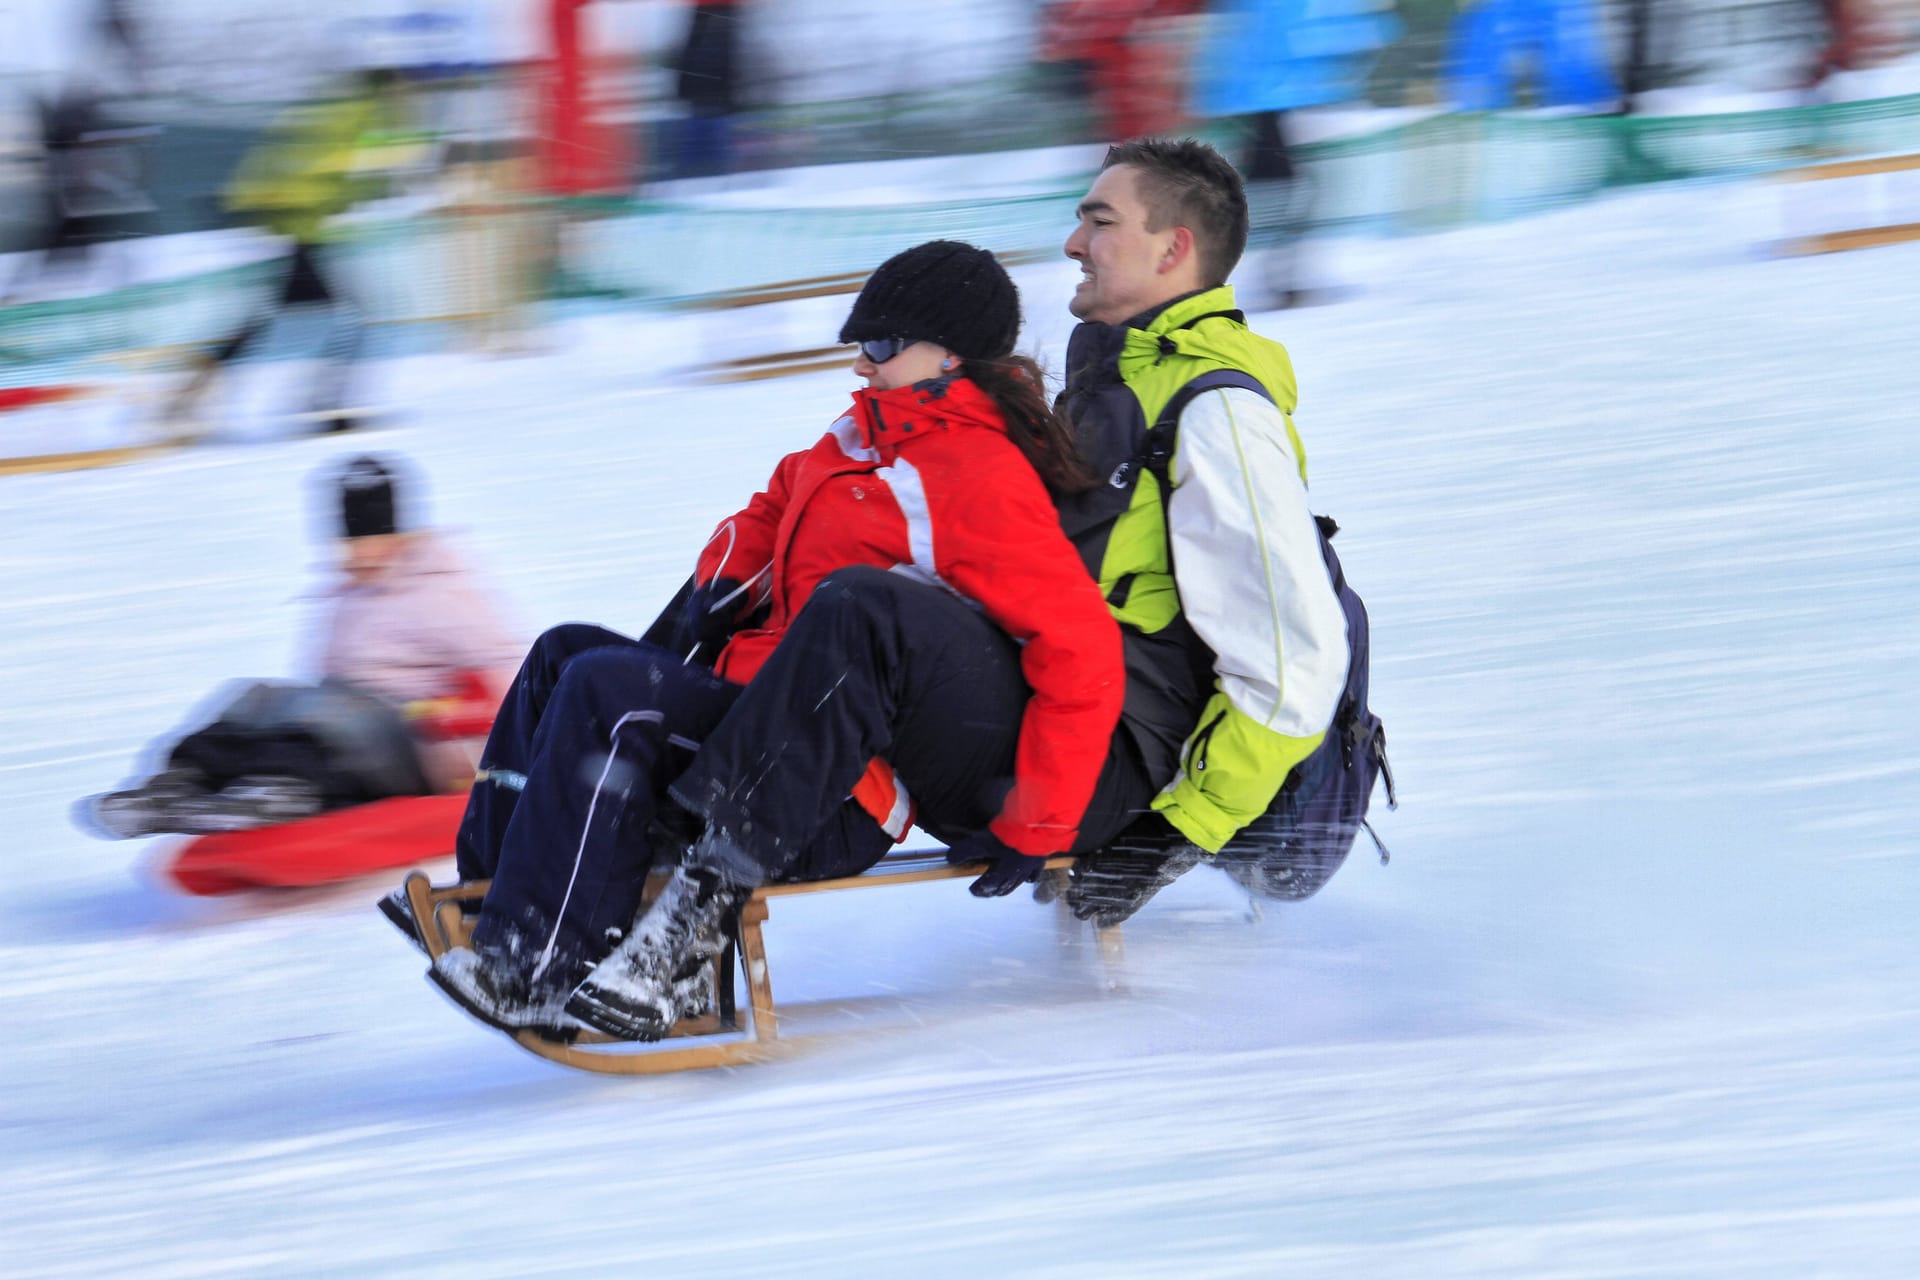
[{"left": 402, "top": 849, "right": 1123, "bottom": 1075}]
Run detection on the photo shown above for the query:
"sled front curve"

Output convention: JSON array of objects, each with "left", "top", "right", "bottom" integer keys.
[
  {"left": 403, "top": 872, "right": 790, "bottom": 1075},
  {"left": 401, "top": 848, "right": 1118, "bottom": 1076}
]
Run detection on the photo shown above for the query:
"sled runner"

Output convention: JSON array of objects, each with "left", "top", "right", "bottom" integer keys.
[
  {"left": 401, "top": 850, "right": 1123, "bottom": 1075},
  {"left": 163, "top": 793, "right": 468, "bottom": 895}
]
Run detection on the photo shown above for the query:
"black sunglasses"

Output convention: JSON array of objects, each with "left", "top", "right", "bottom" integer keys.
[{"left": 856, "top": 337, "right": 918, "bottom": 364}]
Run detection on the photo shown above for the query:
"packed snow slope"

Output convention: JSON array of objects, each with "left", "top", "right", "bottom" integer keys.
[{"left": 3, "top": 176, "right": 1919, "bottom": 1278}]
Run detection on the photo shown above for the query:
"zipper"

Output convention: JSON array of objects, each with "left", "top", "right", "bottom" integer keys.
[{"left": 1187, "top": 706, "right": 1228, "bottom": 775}]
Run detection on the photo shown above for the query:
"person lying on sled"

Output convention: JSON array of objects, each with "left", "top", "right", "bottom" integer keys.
[
  {"left": 410, "top": 241, "right": 1130, "bottom": 1042},
  {"left": 75, "top": 455, "right": 524, "bottom": 839}
]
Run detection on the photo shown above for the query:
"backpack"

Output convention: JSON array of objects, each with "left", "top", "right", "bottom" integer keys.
[{"left": 1135, "top": 371, "right": 1396, "bottom": 902}]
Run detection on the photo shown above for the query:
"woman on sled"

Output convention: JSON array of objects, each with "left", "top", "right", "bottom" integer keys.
[{"left": 406, "top": 241, "right": 1130, "bottom": 1042}]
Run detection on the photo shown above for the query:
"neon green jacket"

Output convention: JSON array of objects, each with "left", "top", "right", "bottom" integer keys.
[
  {"left": 224, "top": 95, "right": 406, "bottom": 243},
  {"left": 1056, "top": 287, "right": 1350, "bottom": 852}
]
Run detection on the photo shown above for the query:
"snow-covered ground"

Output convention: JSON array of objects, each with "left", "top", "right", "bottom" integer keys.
[{"left": 4, "top": 170, "right": 1920, "bottom": 1278}]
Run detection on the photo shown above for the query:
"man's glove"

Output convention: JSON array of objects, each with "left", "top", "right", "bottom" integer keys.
[
  {"left": 682, "top": 577, "right": 750, "bottom": 647},
  {"left": 1066, "top": 813, "right": 1205, "bottom": 928},
  {"left": 945, "top": 831, "right": 1050, "bottom": 898}
]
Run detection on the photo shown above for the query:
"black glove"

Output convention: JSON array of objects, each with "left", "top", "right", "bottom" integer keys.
[
  {"left": 1066, "top": 813, "right": 1205, "bottom": 928},
  {"left": 945, "top": 831, "right": 1050, "bottom": 898},
  {"left": 681, "top": 577, "right": 749, "bottom": 647}
]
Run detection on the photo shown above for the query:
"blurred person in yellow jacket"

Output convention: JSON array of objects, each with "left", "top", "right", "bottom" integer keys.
[{"left": 168, "top": 68, "right": 417, "bottom": 436}]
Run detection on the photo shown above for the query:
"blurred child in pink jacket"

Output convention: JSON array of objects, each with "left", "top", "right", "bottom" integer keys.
[{"left": 75, "top": 456, "right": 524, "bottom": 839}]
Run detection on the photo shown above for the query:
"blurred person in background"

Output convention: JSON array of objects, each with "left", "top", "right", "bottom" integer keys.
[
  {"left": 1443, "top": 0, "right": 1617, "bottom": 112},
  {"left": 75, "top": 455, "right": 523, "bottom": 841},
  {"left": 1804, "top": 0, "right": 1906, "bottom": 90},
  {"left": 670, "top": 0, "right": 744, "bottom": 177},
  {"left": 0, "top": 77, "right": 150, "bottom": 303},
  {"left": 0, "top": 0, "right": 156, "bottom": 305},
  {"left": 165, "top": 68, "right": 419, "bottom": 436},
  {"left": 412, "top": 241, "right": 1126, "bottom": 1043},
  {"left": 1039, "top": 0, "right": 1202, "bottom": 144},
  {"left": 1190, "top": 0, "right": 1398, "bottom": 307}
]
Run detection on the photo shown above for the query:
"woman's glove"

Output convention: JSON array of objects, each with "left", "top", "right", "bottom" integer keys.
[
  {"left": 682, "top": 577, "right": 751, "bottom": 647},
  {"left": 944, "top": 831, "right": 1051, "bottom": 898}
]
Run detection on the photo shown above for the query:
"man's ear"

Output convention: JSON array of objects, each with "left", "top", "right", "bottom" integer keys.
[{"left": 1160, "top": 225, "right": 1195, "bottom": 275}]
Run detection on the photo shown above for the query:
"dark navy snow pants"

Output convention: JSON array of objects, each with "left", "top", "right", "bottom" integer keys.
[{"left": 456, "top": 623, "right": 886, "bottom": 985}]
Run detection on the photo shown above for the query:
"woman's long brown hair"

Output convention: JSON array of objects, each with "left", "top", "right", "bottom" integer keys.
[{"left": 964, "top": 354, "right": 1098, "bottom": 496}]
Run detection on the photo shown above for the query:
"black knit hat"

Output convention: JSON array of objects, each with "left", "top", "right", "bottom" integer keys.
[
  {"left": 838, "top": 240, "right": 1021, "bottom": 362},
  {"left": 336, "top": 455, "right": 402, "bottom": 539}
]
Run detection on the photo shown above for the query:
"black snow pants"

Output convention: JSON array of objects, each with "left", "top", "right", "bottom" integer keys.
[{"left": 669, "top": 565, "right": 1160, "bottom": 882}]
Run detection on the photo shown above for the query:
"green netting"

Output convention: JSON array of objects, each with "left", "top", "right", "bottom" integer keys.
[{"left": 7, "top": 92, "right": 1919, "bottom": 384}]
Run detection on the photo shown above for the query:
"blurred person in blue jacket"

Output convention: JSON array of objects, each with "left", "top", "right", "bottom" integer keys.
[
  {"left": 1444, "top": 0, "right": 1617, "bottom": 112},
  {"left": 1191, "top": 0, "right": 1398, "bottom": 307}
]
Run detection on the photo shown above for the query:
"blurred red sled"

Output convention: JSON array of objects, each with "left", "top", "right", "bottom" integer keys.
[{"left": 162, "top": 793, "right": 469, "bottom": 895}]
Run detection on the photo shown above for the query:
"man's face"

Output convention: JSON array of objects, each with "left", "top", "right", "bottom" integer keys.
[{"left": 1065, "top": 164, "right": 1180, "bottom": 325}]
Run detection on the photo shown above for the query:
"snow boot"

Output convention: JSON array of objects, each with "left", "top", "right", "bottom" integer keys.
[
  {"left": 169, "top": 775, "right": 324, "bottom": 832},
  {"left": 378, "top": 887, "right": 426, "bottom": 955},
  {"left": 72, "top": 767, "right": 213, "bottom": 839},
  {"left": 1066, "top": 832, "right": 1208, "bottom": 929},
  {"left": 564, "top": 865, "right": 743, "bottom": 1041},
  {"left": 428, "top": 945, "right": 583, "bottom": 1041}
]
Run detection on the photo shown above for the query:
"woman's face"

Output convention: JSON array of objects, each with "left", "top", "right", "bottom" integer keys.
[{"left": 852, "top": 339, "right": 953, "bottom": 391}]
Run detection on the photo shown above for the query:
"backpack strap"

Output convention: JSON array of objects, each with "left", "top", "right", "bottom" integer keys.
[{"left": 1135, "top": 368, "right": 1274, "bottom": 493}]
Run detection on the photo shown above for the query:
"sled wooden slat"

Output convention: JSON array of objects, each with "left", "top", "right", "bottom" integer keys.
[
  {"left": 402, "top": 845, "right": 1119, "bottom": 1075},
  {"left": 1780, "top": 221, "right": 1920, "bottom": 255},
  {"left": 757, "top": 849, "right": 1080, "bottom": 897},
  {"left": 0, "top": 442, "right": 169, "bottom": 477},
  {"left": 1773, "top": 152, "right": 1920, "bottom": 183},
  {"left": 1772, "top": 151, "right": 1920, "bottom": 257}
]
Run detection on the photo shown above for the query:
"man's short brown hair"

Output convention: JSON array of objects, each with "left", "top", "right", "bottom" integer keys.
[{"left": 1101, "top": 137, "right": 1249, "bottom": 289}]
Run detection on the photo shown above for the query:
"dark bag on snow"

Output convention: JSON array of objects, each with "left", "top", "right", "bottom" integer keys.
[
  {"left": 1127, "top": 371, "right": 1396, "bottom": 902},
  {"left": 166, "top": 678, "right": 431, "bottom": 805}
]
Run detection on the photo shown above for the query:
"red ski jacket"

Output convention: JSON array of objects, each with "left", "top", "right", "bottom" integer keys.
[{"left": 697, "top": 377, "right": 1124, "bottom": 856}]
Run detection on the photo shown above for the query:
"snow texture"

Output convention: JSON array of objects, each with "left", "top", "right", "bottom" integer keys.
[{"left": 4, "top": 161, "right": 1920, "bottom": 1276}]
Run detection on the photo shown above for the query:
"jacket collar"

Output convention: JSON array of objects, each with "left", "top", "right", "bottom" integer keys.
[
  {"left": 847, "top": 376, "right": 1005, "bottom": 461},
  {"left": 1063, "top": 284, "right": 1245, "bottom": 393}
]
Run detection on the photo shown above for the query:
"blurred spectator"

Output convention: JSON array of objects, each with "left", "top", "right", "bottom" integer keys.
[
  {"left": 1192, "top": 0, "right": 1398, "bottom": 306},
  {"left": 1443, "top": 0, "right": 1617, "bottom": 111},
  {"left": 1804, "top": 0, "right": 1905, "bottom": 89},
  {"left": 0, "top": 75, "right": 156, "bottom": 303},
  {"left": 671, "top": 0, "right": 745, "bottom": 177},
  {"left": 165, "top": 69, "right": 417, "bottom": 435},
  {"left": 1040, "top": 0, "right": 1201, "bottom": 144},
  {"left": 74, "top": 455, "right": 524, "bottom": 841}
]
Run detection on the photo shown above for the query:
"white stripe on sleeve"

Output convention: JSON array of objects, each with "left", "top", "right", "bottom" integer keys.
[{"left": 1166, "top": 387, "right": 1348, "bottom": 739}]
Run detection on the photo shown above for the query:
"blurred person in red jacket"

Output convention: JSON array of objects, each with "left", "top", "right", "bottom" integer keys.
[
  {"left": 1040, "top": 0, "right": 1202, "bottom": 142},
  {"left": 74, "top": 455, "right": 524, "bottom": 840}
]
